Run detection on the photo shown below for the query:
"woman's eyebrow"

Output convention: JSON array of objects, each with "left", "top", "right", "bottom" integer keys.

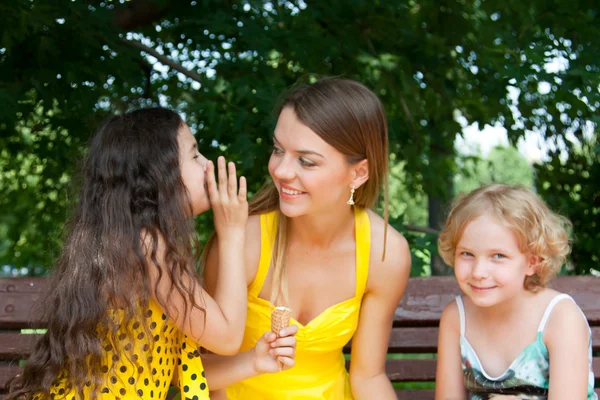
[{"left": 273, "top": 135, "right": 324, "bottom": 159}]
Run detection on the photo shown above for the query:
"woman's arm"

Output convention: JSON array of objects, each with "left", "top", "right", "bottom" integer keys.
[
  {"left": 349, "top": 227, "right": 411, "bottom": 400},
  {"left": 546, "top": 298, "right": 591, "bottom": 400},
  {"left": 146, "top": 158, "right": 249, "bottom": 355},
  {"left": 434, "top": 302, "right": 466, "bottom": 400}
]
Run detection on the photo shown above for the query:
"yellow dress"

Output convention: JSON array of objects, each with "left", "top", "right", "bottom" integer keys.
[
  {"left": 226, "top": 208, "right": 370, "bottom": 400},
  {"left": 45, "top": 300, "right": 209, "bottom": 400}
]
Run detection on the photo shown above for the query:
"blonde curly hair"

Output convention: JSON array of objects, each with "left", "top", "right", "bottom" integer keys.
[{"left": 438, "top": 184, "right": 572, "bottom": 291}]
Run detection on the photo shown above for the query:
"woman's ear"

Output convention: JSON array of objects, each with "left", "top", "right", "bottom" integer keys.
[{"left": 350, "top": 159, "right": 369, "bottom": 189}]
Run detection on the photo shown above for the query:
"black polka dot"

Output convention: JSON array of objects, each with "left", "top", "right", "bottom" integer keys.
[
  {"left": 137, "top": 332, "right": 145, "bottom": 339},
  {"left": 182, "top": 364, "right": 188, "bottom": 371},
  {"left": 110, "top": 376, "right": 117, "bottom": 384},
  {"left": 128, "top": 377, "right": 135, "bottom": 385},
  {"left": 100, "top": 365, "right": 109, "bottom": 373},
  {"left": 124, "top": 343, "right": 132, "bottom": 351},
  {"left": 152, "top": 368, "right": 157, "bottom": 375},
  {"left": 120, "top": 365, "right": 127, "bottom": 373},
  {"left": 191, "top": 373, "right": 197, "bottom": 380},
  {"left": 119, "top": 333, "right": 126, "bottom": 341},
  {"left": 112, "top": 354, "right": 120, "bottom": 362},
  {"left": 150, "top": 390, "right": 154, "bottom": 398},
  {"left": 144, "top": 378, "right": 149, "bottom": 386},
  {"left": 132, "top": 354, "right": 138, "bottom": 362},
  {"left": 182, "top": 342, "right": 187, "bottom": 350},
  {"left": 193, "top": 396, "right": 199, "bottom": 400},
  {"left": 104, "top": 344, "right": 113, "bottom": 351},
  {"left": 138, "top": 366, "right": 144, "bottom": 374},
  {"left": 201, "top": 371, "right": 205, "bottom": 378},
  {"left": 58, "top": 389, "right": 65, "bottom": 395},
  {"left": 155, "top": 379, "right": 160, "bottom": 387},
  {"left": 146, "top": 309, "right": 153, "bottom": 317},
  {"left": 150, "top": 322, "right": 157, "bottom": 329},
  {"left": 119, "top": 388, "right": 126, "bottom": 396},
  {"left": 154, "top": 334, "right": 160, "bottom": 341},
  {"left": 143, "top": 344, "right": 149, "bottom": 351},
  {"left": 137, "top": 389, "right": 144, "bottom": 396},
  {"left": 157, "top": 346, "right": 162, "bottom": 353},
  {"left": 187, "top": 352, "right": 195, "bottom": 359},
  {"left": 159, "top": 357, "right": 163, "bottom": 365},
  {"left": 184, "top": 385, "right": 189, "bottom": 392},
  {"left": 101, "top": 387, "right": 109, "bottom": 394},
  {"left": 178, "top": 358, "right": 182, "bottom": 365},
  {"left": 161, "top": 314, "right": 167, "bottom": 320},
  {"left": 200, "top": 382, "right": 206, "bottom": 390},
  {"left": 148, "top": 356, "right": 154, "bottom": 363}
]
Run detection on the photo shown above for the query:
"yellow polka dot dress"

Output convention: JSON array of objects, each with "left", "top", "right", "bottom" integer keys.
[{"left": 45, "top": 300, "right": 209, "bottom": 399}]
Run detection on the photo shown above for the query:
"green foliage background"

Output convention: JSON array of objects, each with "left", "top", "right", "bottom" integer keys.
[{"left": 0, "top": 0, "right": 598, "bottom": 276}]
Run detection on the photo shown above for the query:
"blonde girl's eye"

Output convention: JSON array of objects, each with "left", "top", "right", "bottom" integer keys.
[{"left": 492, "top": 253, "right": 506, "bottom": 260}]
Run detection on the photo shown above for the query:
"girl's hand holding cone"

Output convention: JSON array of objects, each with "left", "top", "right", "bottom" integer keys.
[{"left": 251, "top": 323, "right": 298, "bottom": 374}]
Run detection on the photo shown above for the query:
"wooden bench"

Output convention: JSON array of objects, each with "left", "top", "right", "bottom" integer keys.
[{"left": 2, "top": 276, "right": 599, "bottom": 399}]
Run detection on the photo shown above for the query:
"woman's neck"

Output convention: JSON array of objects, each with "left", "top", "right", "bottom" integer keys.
[{"left": 288, "top": 206, "right": 356, "bottom": 248}]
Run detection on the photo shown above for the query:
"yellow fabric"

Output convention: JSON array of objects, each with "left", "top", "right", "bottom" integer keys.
[
  {"left": 226, "top": 207, "right": 370, "bottom": 400},
  {"left": 46, "top": 300, "right": 209, "bottom": 400}
]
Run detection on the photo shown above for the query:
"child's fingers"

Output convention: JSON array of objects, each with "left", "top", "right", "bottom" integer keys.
[
  {"left": 270, "top": 336, "right": 296, "bottom": 349},
  {"left": 269, "top": 346, "right": 295, "bottom": 358},
  {"left": 276, "top": 356, "right": 295, "bottom": 370},
  {"left": 238, "top": 176, "right": 247, "bottom": 202},
  {"left": 227, "top": 161, "right": 237, "bottom": 199},
  {"left": 278, "top": 324, "right": 298, "bottom": 337},
  {"left": 205, "top": 161, "right": 218, "bottom": 200},
  {"left": 217, "top": 156, "right": 228, "bottom": 197}
]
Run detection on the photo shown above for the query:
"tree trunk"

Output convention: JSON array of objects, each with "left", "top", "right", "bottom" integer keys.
[{"left": 428, "top": 169, "right": 454, "bottom": 276}]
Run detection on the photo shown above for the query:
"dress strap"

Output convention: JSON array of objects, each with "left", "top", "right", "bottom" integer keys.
[
  {"left": 455, "top": 296, "right": 466, "bottom": 337},
  {"left": 537, "top": 293, "right": 573, "bottom": 333},
  {"left": 248, "top": 211, "right": 278, "bottom": 297},
  {"left": 354, "top": 207, "right": 371, "bottom": 298}
]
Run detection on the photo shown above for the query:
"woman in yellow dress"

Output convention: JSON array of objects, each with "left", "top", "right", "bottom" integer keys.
[
  {"left": 8, "top": 108, "right": 296, "bottom": 400},
  {"left": 205, "top": 78, "right": 412, "bottom": 399}
]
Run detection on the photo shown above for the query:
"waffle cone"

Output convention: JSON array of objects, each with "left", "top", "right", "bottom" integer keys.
[{"left": 271, "top": 306, "right": 292, "bottom": 371}]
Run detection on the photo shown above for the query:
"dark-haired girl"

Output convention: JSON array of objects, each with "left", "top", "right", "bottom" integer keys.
[{"left": 8, "top": 108, "right": 296, "bottom": 400}]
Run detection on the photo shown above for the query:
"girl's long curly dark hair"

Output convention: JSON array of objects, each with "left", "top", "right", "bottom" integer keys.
[{"left": 8, "top": 108, "right": 205, "bottom": 399}]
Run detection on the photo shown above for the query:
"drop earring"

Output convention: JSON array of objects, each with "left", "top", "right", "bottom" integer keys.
[{"left": 346, "top": 186, "right": 355, "bottom": 205}]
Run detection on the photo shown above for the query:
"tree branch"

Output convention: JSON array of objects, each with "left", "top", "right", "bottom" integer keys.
[{"left": 123, "top": 39, "right": 205, "bottom": 84}]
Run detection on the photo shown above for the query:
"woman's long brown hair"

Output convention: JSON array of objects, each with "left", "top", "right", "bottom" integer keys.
[{"left": 8, "top": 108, "right": 205, "bottom": 399}]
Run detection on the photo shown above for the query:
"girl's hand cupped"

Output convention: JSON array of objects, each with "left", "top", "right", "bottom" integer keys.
[{"left": 206, "top": 156, "right": 248, "bottom": 235}]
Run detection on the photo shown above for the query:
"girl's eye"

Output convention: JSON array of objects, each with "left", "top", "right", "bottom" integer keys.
[
  {"left": 460, "top": 251, "right": 473, "bottom": 257},
  {"left": 492, "top": 253, "right": 506, "bottom": 260},
  {"left": 299, "top": 158, "right": 316, "bottom": 167}
]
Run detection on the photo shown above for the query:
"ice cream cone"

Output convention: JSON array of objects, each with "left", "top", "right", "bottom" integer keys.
[{"left": 271, "top": 306, "right": 292, "bottom": 371}]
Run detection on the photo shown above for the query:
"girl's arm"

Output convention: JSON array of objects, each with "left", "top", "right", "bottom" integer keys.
[
  {"left": 202, "top": 324, "right": 298, "bottom": 390},
  {"left": 147, "top": 157, "right": 249, "bottom": 355},
  {"left": 434, "top": 302, "right": 466, "bottom": 400},
  {"left": 545, "top": 298, "right": 591, "bottom": 400},
  {"left": 349, "top": 228, "right": 411, "bottom": 400}
]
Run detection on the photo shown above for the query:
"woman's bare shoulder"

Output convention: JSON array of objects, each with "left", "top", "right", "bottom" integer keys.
[{"left": 364, "top": 209, "right": 411, "bottom": 290}]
